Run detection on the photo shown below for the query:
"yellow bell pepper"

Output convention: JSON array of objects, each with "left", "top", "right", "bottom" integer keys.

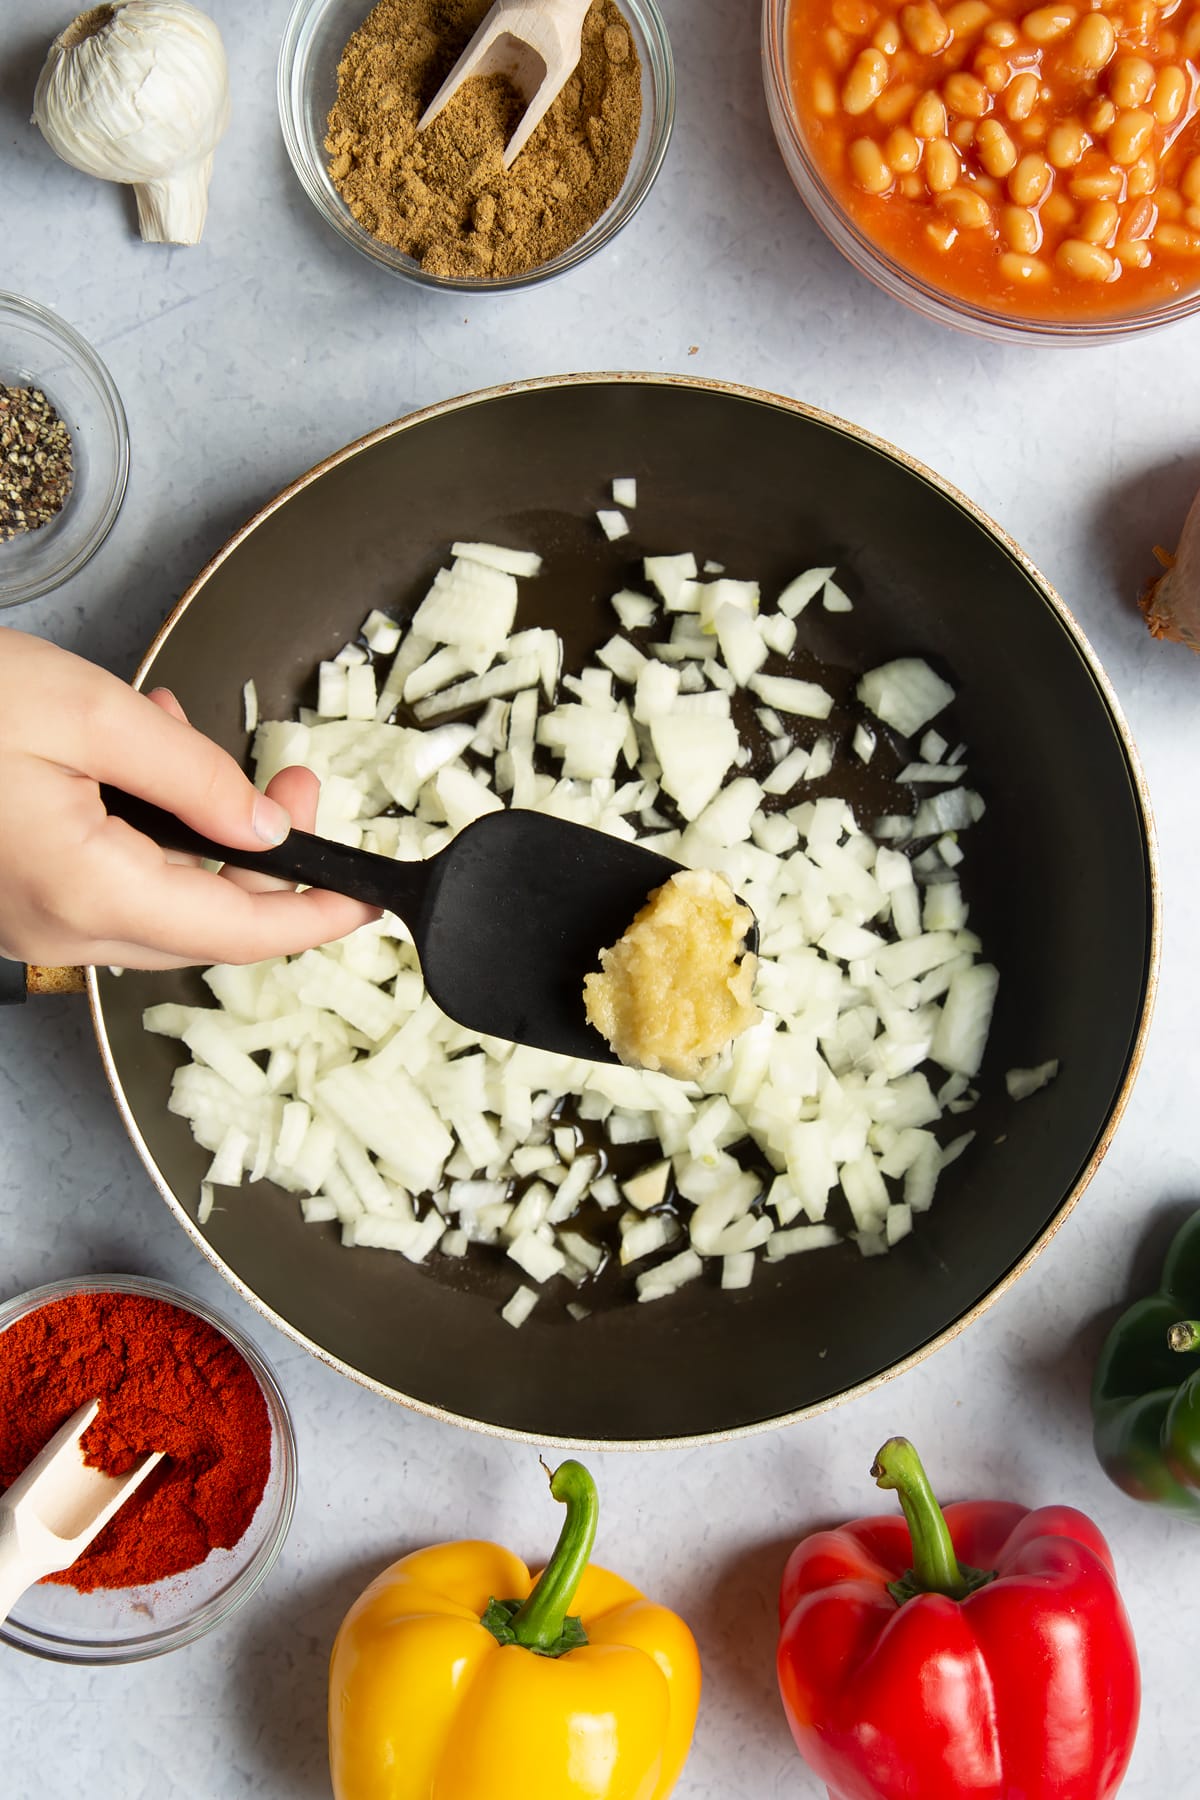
[{"left": 329, "top": 1459, "right": 701, "bottom": 1800}]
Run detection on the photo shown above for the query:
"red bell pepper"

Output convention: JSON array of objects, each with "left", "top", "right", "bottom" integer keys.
[{"left": 776, "top": 1437, "right": 1139, "bottom": 1800}]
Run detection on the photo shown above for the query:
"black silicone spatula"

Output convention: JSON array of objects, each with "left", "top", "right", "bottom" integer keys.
[{"left": 101, "top": 787, "right": 685, "bottom": 1061}]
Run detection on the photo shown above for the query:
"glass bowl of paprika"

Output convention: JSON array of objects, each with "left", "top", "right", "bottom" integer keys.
[
  {"left": 0, "top": 1274, "right": 297, "bottom": 1664},
  {"left": 277, "top": 0, "right": 675, "bottom": 292}
]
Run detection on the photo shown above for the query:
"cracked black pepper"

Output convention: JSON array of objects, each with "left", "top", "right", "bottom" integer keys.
[{"left": 0, "top": 386, "right": 74, "bottom": 544}]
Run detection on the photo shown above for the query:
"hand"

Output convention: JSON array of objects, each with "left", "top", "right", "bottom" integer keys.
[{"left": 0, "top": 629, "right": 380, "bottom": 970}]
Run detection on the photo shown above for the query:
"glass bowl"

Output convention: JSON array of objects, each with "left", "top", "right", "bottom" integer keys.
[
  {"left": 0, "top": 1275, "right": 297, "bottom": 1664},
  {"left": 0, "top": 294, "right": 129, "bottom": 605},
  {"left": 761, "top": 0, "right": 1200, "bottom": 346},
  {"left": 279, "top": 0, "right": 675, "bottom": 291}
]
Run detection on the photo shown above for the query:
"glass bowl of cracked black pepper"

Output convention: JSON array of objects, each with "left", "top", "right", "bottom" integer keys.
[
  {"left": 0, "top": 294, "right": 129, "bottom": 609},
  {"left": 278, "top": 0, "right": 674, "bottom": 291}
]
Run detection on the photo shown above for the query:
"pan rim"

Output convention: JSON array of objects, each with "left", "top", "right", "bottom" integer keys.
[{"left": 87, "top": 369, "right": 1162, "bottom": 1450}]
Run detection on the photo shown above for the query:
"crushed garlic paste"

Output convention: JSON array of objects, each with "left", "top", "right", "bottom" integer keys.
[{"left": 584, "top": 868, "right": 760, "bottom": 1081}]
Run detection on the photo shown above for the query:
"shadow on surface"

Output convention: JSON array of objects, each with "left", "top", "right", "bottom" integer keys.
[
  {"left": 226, "top": 1546, "right": 422, "bottom": 1799},
  {"left": 686, "top": 1534, "right": 800, "bottom": 1750},
  {"left": 75, "top": 488, "right": 297, "bottom": 678},
  {"left": 1013, "top": 1198, "right": 1199, "bottom": 1427},
  {"left": 0, "top": 992, "right": 141, "bottom": 1276},
  {"left": 1090, "top": 450, "right": 1200, "bottom": 627},
  {"left": 0, "top": 29, "right": 45, "bottom": 142}
]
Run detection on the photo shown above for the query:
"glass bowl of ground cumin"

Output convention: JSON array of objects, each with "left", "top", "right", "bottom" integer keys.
[
  {"left": 0, "top": 294, "right": 129, "bottom": 608},
  {"left": 279, "top": 0, "right": 674, "bottom": 289},
  {"left": 0, "top": 1275, "right": 297, "bottom": 1663}
]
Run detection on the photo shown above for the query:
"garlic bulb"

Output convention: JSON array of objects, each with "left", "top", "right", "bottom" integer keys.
[{"left": 33, "top": 1, "right": 230, "bottom": 246}]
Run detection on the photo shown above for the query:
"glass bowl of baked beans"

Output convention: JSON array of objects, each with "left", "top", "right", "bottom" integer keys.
[{"left": 763, "top": 0, "right": 1200, "bottom": 340}]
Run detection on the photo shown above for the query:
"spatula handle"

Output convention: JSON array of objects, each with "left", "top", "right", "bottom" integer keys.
[{"left": 99, "top": 787, "right": 430, "bottom": 924}]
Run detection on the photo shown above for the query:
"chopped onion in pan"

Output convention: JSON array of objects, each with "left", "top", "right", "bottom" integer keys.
[
  {"left": 148, "top": 519, "right": 1051, "bottom": 1326},
  {"left": 1006, "top": 1061, "right": 1060, "bottom": 1100},
  {"left": 501, "top": 1285, "right": 540, "bottom": 1328},
  {"left": 857, "top": 658, "right": 955, "bottom": 739}
]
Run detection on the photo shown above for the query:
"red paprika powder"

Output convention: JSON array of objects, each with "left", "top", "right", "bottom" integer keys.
[{"left": 0, "top": 1289, "right": 272, "bottom": 1591}]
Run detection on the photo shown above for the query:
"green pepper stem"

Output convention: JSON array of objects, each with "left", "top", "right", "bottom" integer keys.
[
  {"left": 872, "top": 1437, "right": 973, "bottom": 1601},
  {"left": 508, "top": 1460, "right": 598, "bottom": 1652},
  {"left": 1168, "top": 1320, "right": 1200, "bottom": 1353}
]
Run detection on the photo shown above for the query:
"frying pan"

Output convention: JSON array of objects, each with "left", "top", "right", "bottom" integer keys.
[{"left": 88, "top": 373, "right": 1158, "bottom": 1447}]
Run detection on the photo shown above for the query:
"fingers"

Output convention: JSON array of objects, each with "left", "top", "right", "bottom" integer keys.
[
  {"left": 146, "top": 687, "right": 188, "bottom": 725},
  {"left": 154, "top": 763, "right": 380, "bottom": 960},
  {"left": 134, "top": 691, "right": 335, "bottom": 906},
  {"left": 218, "top": 767, "right": 322, "bottom": 898},
  {"left": 0, "top": 634, "right": 380, "bottom": 969},
  {"left": 133, "top": 752, "right": 377, "bottom": 946},
  {"left": 92, "top": 819, "right": 379, "bottom": 965},
  {"left": 36, "top": 646, "right": 293, "bottom": 853},
  {"left": 142, "top": 705, "right": 321, "bottom": 895},
  {"left": 145, "top": 694, "right": 198, "bottom": 864},
  {"left": 101, "top": 883, "right": 378, "bottom": 969},
  {"left": 268, "top": 765, "right": 320, "bottom": 833}
]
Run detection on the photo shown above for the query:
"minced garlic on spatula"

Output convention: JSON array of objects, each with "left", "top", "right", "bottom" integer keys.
[{"left": 584, "top": 869, "right": 760, "bottom": 1081}]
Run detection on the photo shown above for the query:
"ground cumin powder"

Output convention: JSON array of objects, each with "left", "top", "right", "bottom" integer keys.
[{"left": 326, "top": 0, "right": 642, "bottom": 279}]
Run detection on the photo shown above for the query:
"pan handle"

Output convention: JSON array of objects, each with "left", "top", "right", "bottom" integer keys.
[
  {"left": 0, "top": 959, "right": 26, "bottom": 1005},
  {"left": 0, "top": 963, "right": 87, "bottom": 1004},
  {"left": 99, "top": 786, "right": 430, "bottom": 923}
]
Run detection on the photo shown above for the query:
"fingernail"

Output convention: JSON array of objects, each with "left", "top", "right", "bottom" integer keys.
[
  {"left": 149, "top": 686, "right": 187, "bottom": 721},
  {"left": 254, "top": 797, "right": 291, "bottom": 846}
]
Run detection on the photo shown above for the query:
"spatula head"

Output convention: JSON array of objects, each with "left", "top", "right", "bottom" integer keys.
[{"left": 414, "top": 811, "right": 682, "bottom": 1059}]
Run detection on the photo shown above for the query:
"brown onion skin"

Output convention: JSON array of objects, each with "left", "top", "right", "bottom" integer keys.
[{"left": 1141, "top": 487, "right": 1200, "bottom": 652}]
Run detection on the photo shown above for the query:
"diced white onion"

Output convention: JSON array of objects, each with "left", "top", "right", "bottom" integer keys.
[
  {"left": 612, "top": 589, "right": 656, "bottom": 630},
  {"left": 501, "top": 1285, "right": 539, "bottom": 1328},
  {"left": 636, "top": 1249, "right": 703, "bottom": 1301},
  {"left": 451, "top": 541, "right": 543, "bottom": 578},
  {"left": 765, "top": 1224, "right": 840, "bottom": 1260},
  {"left": 363, "top": 609, "right": 402, "bottom": 655},
  {"left": 778, "top": 567, "right": 834, "bottom": 618},
  {"left": 1006, "top": 1060, "right": 1059, "bottom": 1100},
  {"left": 852, "top": 723, "right": 876, "bottom": 763},
  {"left": 897, "top": 763, "right": 964, "bottom": 785},
  {"left": 721, "top": 1251, "right": 756, "bottom": 1289},
  {"left": 749, "top": 673, "right": 834, "bottom": 719},
  {"left": 149, "top": 522, "right": 1020, "bottom": 1326},
  {"left": 931, "top": 965, "right": 999, "bottom": 1078},
  {"left": 858, "top": 658, "right": 955, "bottom": 738},
  {"left": 508, "top": 1231, "right": 567, "bottom": 1283}
]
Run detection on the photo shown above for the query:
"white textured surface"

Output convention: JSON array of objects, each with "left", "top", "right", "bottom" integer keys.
[{"left": 3, "top": 0, "right": 1200, "bottom": 1793}]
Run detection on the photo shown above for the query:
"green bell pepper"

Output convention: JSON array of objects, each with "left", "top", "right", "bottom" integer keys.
[{"left": 1093, "top": 1208, "right": 1200, "bottom": 1518}]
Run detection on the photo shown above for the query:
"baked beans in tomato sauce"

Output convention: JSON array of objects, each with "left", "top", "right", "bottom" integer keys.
[{"left": 787, "top": 0, "right": 1200, "bottom": 316}]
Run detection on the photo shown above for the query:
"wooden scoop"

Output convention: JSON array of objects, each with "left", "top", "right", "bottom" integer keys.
[
  {"left": 101, "top": 786, "right": 692, "bottom": 1062},
  {"left": 0, "top": 1400, "right": 164, "bottom": 1622},
  {"left": 419, "top": 0, "right": 594, "bottom": 169}
]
